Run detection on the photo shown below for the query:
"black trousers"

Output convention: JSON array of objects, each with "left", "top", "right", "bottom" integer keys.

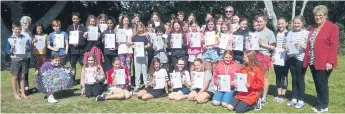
[
  {"left": 104, "top": 55, "right": 117, "bottom": 72},
  {"left": 230, "top": 97, "right": 251, "bottom": 113},
  {"left": 274, "top": 64, "right": 289, "bottom": 90},
  {"left": 85, "top": 83, "right": 102, "bottom": 97},
  {"left": 287, "top": 57, "right": 307, "bottom": 101},
  {"left": 70, "top": 54, "right": 84, "bottom": 81},
  {"left": 310, "top": 65, "right": 332, "bottom": 109}
]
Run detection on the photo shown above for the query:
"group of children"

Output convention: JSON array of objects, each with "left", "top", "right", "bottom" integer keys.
[{"left": 6, "top": 9, "right": 310, "bottom": 113}]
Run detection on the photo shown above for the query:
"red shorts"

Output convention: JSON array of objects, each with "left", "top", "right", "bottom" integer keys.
[{"left": 256, "top": 51, "right": 272, "bottom": 70}]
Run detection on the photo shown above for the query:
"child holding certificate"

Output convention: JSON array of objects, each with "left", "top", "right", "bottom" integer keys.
[
  {"left": 167, "top": 20, "right": 188, "bottom": 71},
  {"left": 32, "top": 24, "right": 48, "bottom": 74},
  {"left": 81, "top": 54, "right": 105, "bottom": 98},
  {"left": 219, "top": 23, "right": 234, "bottom": 58},
  {"left": 285, "top": 16, "right": 308, "bottom": 109},
  {"left": 83, "top": 15, "right": 104, "bottom": 66},
  {"left": 132, "top": 22, "right": 151, "bottom": 93},
  {"left": 137, "top": 58, "right": 169, "bottom": 100},
  {"left": 187, "top": 21, "right": 203, "bottom": 68},
  {"left": 202, "top": 18, "right": 220, "bottom": 72},
  {"left": 168, "top": 58, "right": 191, "bottom": 101},
  {"left": 66, "top": 12, "right": 88, "bottom": 83},
  {"left": 152, "top": 26, "right": 169, "bottom": 71},
  {"left": 6, "top": 21, "right": 31, "bottom": 99},
  {"left": 212, "top": 51, "right": 240, "bottom": 107},
  {"left": 187, "top": 58, "right": 215, "bottom": 104},
  {"left": 96, "top": 57, "right": 131, "bottom": 101},
  {"left": 233, "top": 18, "right": 250, "bottom": 64},
  {"left": 227, "top": 51, "right": 264, "bottom": 113},
  {"left": 102, "top": 17, "right": 117, "bottom": 72},
  {"left": 47, "top": 20, "right": 68, "bottom": 66}
]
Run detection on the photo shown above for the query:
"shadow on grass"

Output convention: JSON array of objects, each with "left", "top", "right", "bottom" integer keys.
[
  {"left": 53, "top": 88, "right": 80, "bottom": 99},
  {"left": 268, "top": 85, "right": 316, "bottom": 107}
]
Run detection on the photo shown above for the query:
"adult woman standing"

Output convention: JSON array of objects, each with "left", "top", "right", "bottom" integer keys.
[{"left": 303, "top": 5, "right": 339, "bottom": 113}]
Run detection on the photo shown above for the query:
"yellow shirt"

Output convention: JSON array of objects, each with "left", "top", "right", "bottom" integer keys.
[{"left": 33, "top": 34, "right": 48, "bottom": 55}]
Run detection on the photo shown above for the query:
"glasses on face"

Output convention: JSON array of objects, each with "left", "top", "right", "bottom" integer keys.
[{"left": 226, "top": 11, "right": 233, "bottom": 13}]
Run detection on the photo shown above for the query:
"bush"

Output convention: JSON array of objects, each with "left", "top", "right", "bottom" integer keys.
[{"left": 336, "top": 22, "right": 345, "bottom": 55}]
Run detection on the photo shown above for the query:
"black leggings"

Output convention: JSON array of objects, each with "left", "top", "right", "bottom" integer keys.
[
  {"left": 85, "top": 83, "right": 102, "bottom": 97},
  {"left": 230, "top": 97, "right": 252, "bottom": 113},
  {"left": 287, "top": 57, "right": 307, "bottom": 101},
  {"left": 70, "top": 54, "right": 84, "bottom": 81},
  {"left": 274, "top": 64, "right": 289, "bottom": 90}
]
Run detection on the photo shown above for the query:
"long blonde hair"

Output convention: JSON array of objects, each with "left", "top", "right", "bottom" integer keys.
[{"left": 134, "top": 22, "right": 147, "bottom": 36}]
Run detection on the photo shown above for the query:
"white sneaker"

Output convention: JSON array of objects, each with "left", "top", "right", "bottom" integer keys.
[{"left": 47, "top": 95, "right": 58, "bottom": 103}]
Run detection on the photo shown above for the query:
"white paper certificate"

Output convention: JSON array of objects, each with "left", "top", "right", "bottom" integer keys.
[
  {"left": 116, "top": 29, "right": 127, "bottom": 43},
  {"left": 233, "top": 35, "right": 244, "bottom": 51},
  {"left": 154, "top": 71, "right": 165, "bottom": 89},
  {"left": 153, "top": 36, "right": 164, "bottom": 50},
  {"left": 115, "top": 69, "right": 126, "bottom": 85},
  {"left": 134, "top": 42, "right": 145, "bottom": 57},
  {"left": 9, "top": 38, "right": 26, "bottom": 55},
  {"left": 218, "top": 75, "right": 231, "bottom": 92},
  {"left": 170, "top": 72, "right": 182, "bottom": 88},
  {"left": 85, "top": 68, "right": 96, "bottom": 83},
  {"left": 274, "top": 48, "right": 286, "bottom": 66},
  {"left": 235, "top": 73, "right": 248, "bottom": 92},
  {"left": 88, "top": 26, "right": 98, "bottom": 41},
  {"left": 54, "top": 34, "right": 64, "bottom": 48},
  {"left": 286, "top": 38, "right": 299, "bottom": 54},
  {"left": 218, "top": 33, "right": 229, "bottom": 49},
  {"left": 248, "top": 32, "right": 260, "bottom": 50},
  {"left": 104, "top": 34, "right": 116, "bottom": 48},
  {"left": 171, "top": 34, "right": 182, "bottom": 48},
  {"left": 192, "top": 71, "right": 204, "bottom": 89},
  {"left": 154, "top": 21, "right": 160, "bottom": 26},
  {"left": 34, "top": 35, "right": 46, "bottom": 50},
  {"left": 190, "top": 32, "right": 201, "bottom": 48},
  {"left": 69, "top": 31, "right": 79, "bottom": 44},
  {"left": 99, "top": 24, "right": 107, "bottom": 33},
  {"left": 205, "top": 31, "right": 216, "bottom": 46}
]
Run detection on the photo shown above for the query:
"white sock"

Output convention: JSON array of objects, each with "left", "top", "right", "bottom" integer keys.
[
  {"left": 298, "top": 100, "right": 304, "bottom": 105},
  {"left": 292, "top": 99, "right": 297, "bottom": 103}
]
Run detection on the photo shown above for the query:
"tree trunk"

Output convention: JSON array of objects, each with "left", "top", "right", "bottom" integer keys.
[
  {"left": 300, "top": 0, "right": 308, "bottom": 16},
  {"left": 292, "top": 0, "right": 296, "bottom": 20},
  {"left": 263, "top": 0, "right": 278, "bottom": 31}
]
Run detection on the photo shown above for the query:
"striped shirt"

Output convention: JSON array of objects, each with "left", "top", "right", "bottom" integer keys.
[
  {"left": 286, "top": 29, "right": 309, "bottom": 61},
  {"left": 309, "top": 29, "right": 317, "bottom": 65},
  {"left": 275, "top": 30, "right": 288, "bottom": 48}
]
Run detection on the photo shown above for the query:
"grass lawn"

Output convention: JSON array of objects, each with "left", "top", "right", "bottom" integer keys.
[{"left": 1, "top": 56, "right": 345, "bottom": 113}]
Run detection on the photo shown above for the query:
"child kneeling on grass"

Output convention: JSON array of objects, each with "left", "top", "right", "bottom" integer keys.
[
  {"left": 96, "top": 57, "right": 131, "bottom": 101},
  {"left": 81, "top": 54, "right": 105, "bottom": 98},
  {"left": 168, "top": 58, "right": 192, "bottom": 101},
  {"left": 137, "top": 58, "right": 169, "bottom": 100}
]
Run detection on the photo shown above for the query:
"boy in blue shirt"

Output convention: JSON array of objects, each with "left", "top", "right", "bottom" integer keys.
[{"left": 6, "top": 21, "right": 31, "bottom": 99}]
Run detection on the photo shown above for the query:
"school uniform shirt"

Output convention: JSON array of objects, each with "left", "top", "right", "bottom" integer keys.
[
  {"left": 167, "top": 33, "right": 188, "bottom": 57},
  {"left": 235, "top": 66, "right": 264, "bottom": 105},
  {"left": 33, "top": 34, "right": 48, "bottom": 55},
  {"left": 117, "top": 28, "right": 133, "bottom": 54},
  {"left": 66, "top": 24, "right": 88, "bottom": 55},
  {"left": 213, "top": 60, "right": 240, "bottom": 84},
  {"left": 286, "top": 29, "right": 309, "bottom": 61},
  {"left": 102, "top": 29, "right": 117, "bottom": 56},
  {"left": 6, "top": 34, "right": 31, "bottom": 59},
  {"left": 256, "top": 28, "right": 276, "bottom": 56},
  {"left": 107, "top": 67, "right": 130, "bottom": 85},
  {"left": 48, "top": 31, "right": 69, "bottom": 56}
]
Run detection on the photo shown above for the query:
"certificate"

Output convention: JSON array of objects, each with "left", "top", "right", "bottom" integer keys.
[
  {"left": 34, "top": 35, "right": 46, "bottom": 50},
  {"left": 154, "top": 71, "right": 165, "bottom": 89},
  {"left": 69, "top": 31, "right": 79, "bottom": 44},
  {"left": 170, "top": 72, "right": 182, "bottom": 88},
  {"left": 104, "top": 34, "right": 116, "bottom": 48},
  {"left": 218, "top": 33, "right": 229, "bottom": 50},
  {"left": 190, "top": 32, "right": 201, "bottom": 48},
  {"left": 114, "top": 69, "right": 126, "bottom": 85},
  {"left": 88, "top": 26, "right": 98, "bottom": 41},
  {"left": 286, "top": 38, "right": 299, "bottom": 54},
  {"left": 116, "top": 29, "right": 127, "bottom": 43},
  {"left": 9, "top": 38, "right": 26, "bottom": 55},
  {"left": 54, "top": 34, "right": 65, "bottom": 48},
  {"left": 171, "top": 34, "right": 182, "bottom": 48},
  {"left": 230, "top": 24, "right": 239, "bottom": 33},
  {"left": 134, "top": 42, "right": 145, "bottom": 57},
  {"left": 274, "top": 48, "right": 286, "bottom": 66},
  {"left": 235, "top": 73, "right": 248, "bottom": 92},
  {"left": 99, "top": 24, "right": 107, "bottom": 33},
  {"left": 247, "top": 32, "right": 260, "bottom": 50},
  {"left": 205, "top": 31, "right": 216, "bottom": 46},
  {"left": 192, "top": 71, "right": 204, "bottom": 89},
  {"left": 85, "top": 68, "right": 96, "bottom": 83},
  {"left": 218, "top": 75, "right": 231, "bottom": 92},
  {"left": 233, "top": 35, "right": 244, "bottom": 51},
  {"left": 153, "top": 36, "right": 164, "bottom": 50},
  {"left": 154, "top": 21, "right": 160, "bottom": 26}
]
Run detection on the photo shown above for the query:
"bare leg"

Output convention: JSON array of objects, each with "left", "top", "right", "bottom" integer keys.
[
  {"left": 174, "top": 91, "right": 188, "bottom": 101},
  {"left": 12, "top": 75, "right": 21, "bottom": 99},
  {"left": 123, "top": 90, "right": 131, "bottom": 99},
  {"left": 187, "top": 90, "right": 197, "bottom": 101},
  {"left": 168, "top": 92, "right": 177, "bottom": 100},
  {"left": 196, "top": 92, "right": 210, "bottom": 103},
  {"left": 263, "top": 70, "right": 269, "bottom": 99},
  {"left": 141, "top": 93, "right": 154, "bottom": 100},
  {"left": 137, "top": 90, "right": 148, "bottom": 98},
  {"left": 105, "top": 88, "right": 125, "bottom": 100},
  {"left": 19, "top": 74, "right": 28, "bottom": 99}
]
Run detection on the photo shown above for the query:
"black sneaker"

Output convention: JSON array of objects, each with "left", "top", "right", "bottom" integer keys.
[{"left": 96, "top": 95, "right": 105, "bottom": 101}]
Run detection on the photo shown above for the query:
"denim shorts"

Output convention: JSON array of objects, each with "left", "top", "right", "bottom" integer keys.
[
  {"left": 212, "top": 90, "right": 236, "bottom": 104},
  {"left": 173, "top": 87, "right": 190, "bottom": 95},
  {"left": 203, "top": 48, "right": 220, "bottom": 62}
]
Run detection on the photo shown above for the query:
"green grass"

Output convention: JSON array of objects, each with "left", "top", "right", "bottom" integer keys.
[{"left": 1, "top": 57, "right": 345, "bottom": 113}]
